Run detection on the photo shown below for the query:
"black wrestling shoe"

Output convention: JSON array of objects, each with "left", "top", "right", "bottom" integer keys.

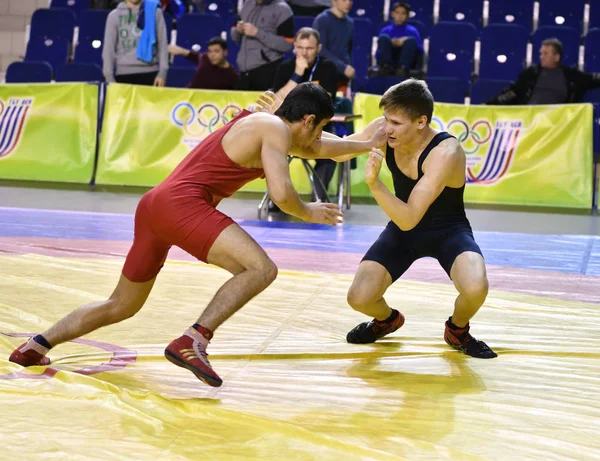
[
  {"left": 346, "top": 309, "right": 405, "bottom": 344},
  {"left": 444, "top": 317, "right": 497, "bottom": 359}
]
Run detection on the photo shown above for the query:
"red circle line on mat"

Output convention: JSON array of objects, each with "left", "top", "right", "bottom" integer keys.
[{"left": 0, "top": 332, "right": 137, "bottom": 380}]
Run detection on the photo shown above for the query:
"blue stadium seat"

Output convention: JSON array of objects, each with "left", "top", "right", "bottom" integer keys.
[
  {"left": 364, "top": 75, "right": 404, "bottom": 95},
  {"left": 173, "top": 14, "right": 225, "bottom": 67},
  {"left": 30, "top": 8, "right": 77, "bottom": 41},
  {"left": 75, "top": 9, "right": 109, "bottom": 66},
  {"left": 25, "top": 37, "right": 70, "bottom": 73},
  {"left": 55, "top": 62, "right": 103, "bottom": 82},
  {"left": 426, "top": 77, "right": 469, "bottom": 104},
  {"left": 590, "top": 1, "right": 600, "bottom": 31},
  {"left": 201, "top": 0, "right": 236, "bottom": 28},
  {"left": 161, "top": 11, "right": 172, "bottom": 42},
  {"left": 352, "top": 18, "right": 374, "bottom": 86},
  {"left": 6, "top": 61, "right": 53, "bottom": 83},
  {"left": 226, "top": 33, "right": 239, "bottom": 70},
  {"left": 428, "top": 22, "right": 477, "bottom": 81},
  {"left": 50, "top": 0, "right": 91, "bottom": 22},
  {"left": 582, "top": 89, "right": 600, "bottom": 155},
  {"left": 479, "top": 24, "right": 527, "bottom": 80},
  {"left": 350, "top": 0, "right": 385, "bottom": 31},
  {"left": 295, "top": 15, "right": 314, "bottom": 32},
  {"left": 585, "top": 29, "right": 600, "bottom": 72},
  {"left": 407, "top": 19, "right": 428, "bottom": 40},
  {"left": 438, "top": 0, "right": 483, "bottom": 32},
  {"left": 404, "top": 0, "right": 433, "bottom": 31},
  {"left": 470, "top": 79, "right": 512, "bottom": 104},
  {"left": 487, "top": 0, "right": 534, "bottom": 31},
  {"left": 78, "top": 9, "right": 109, "bottom": 41},
  {"left": 531, "top": 26, "right": 580, "bottom": 68},
  {"left": 74, "top": 38, "right": 102, "bottom": 66},
  {"left": 166, "top": 67, "right": 196, "bottom": 88},
  {"left": 538, "top": 0, "right": 586, "bottom": 33}
]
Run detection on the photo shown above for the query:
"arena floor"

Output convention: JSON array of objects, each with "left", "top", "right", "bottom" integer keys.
[{"left": 1, "top": 184, "right": 599, "bottom": 460}]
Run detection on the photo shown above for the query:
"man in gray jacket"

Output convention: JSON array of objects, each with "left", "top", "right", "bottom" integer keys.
[
  {"left": 231, "top": 0, "right": 294, "bottom": 91},
  {"left": 102, "top": 0, "right": 169, "bottom": 86}
]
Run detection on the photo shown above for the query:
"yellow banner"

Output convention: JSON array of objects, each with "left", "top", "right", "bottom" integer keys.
[
  {"left": 0, "top": 83, "right": 98, "bottom": 183},
  {"left": 353, "top": 93, "right": 594, "bottom": 209},
  {"left": 96, "top": 84, "right": 316, "bottom": 193}
]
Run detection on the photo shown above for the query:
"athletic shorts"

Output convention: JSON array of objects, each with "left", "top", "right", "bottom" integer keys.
[
  {"left": 121, "top": 189, "right": 234, "bottom": 283},
  {"left": 362, "top": 221, "right": 483, "bottom": 282}
]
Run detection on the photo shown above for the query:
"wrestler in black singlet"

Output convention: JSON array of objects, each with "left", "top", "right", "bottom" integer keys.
[{"left": 362, "top": 132, "right": 483, "bottom": 281}]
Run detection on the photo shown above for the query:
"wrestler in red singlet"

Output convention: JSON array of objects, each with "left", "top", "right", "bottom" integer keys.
[{"left": 122, "top": 110, "right": 261, "bottom": 282}]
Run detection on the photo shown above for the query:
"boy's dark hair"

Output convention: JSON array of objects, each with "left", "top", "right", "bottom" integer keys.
[
  {"left": 275, "top": 82, "right": 334, "bottom": 126},
  {"left": 295, "top": 27, "right": 321, "bottom": 45},
  {"left": 207, "top": 36, "right": 227, "bottom": 50},
  {"left": 392, "top": 2, "right": 411, "bottom": 13},
  {"left": 379, "top": 78, "right": 434, "bottom": 124},
  {"left": 541, "top": 38, "right": 563, "bottom": 60}
]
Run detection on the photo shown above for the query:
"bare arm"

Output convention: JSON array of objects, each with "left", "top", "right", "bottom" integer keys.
[
  {"left": 275, "top": 79, "right": 299, "bottom": 101},
  {"left": 292, "top": 116, "right": 387, "bottom": 162},
  {"left": 261, "top": 119, "right": 343, "bottom": 225},
  {"left": 366, "top": 141, "right": 460, "bottom": 231},
  {"left": 291, "top": 135, "right": 379, "bottom": 161},
  {"left": 261, "top": 121, "right": 310, "bottom": 220}
]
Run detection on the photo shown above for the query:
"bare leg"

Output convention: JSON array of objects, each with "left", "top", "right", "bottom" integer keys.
[
  {"left": 197, "top": 223, "right": 278, "bottom": 331},
  {"left": 346, "top": 261, "right": 404, "bottom": 344},
  {"left": 449, "top": 252, "right": 489, "bottom": 328},
  {"left": 42, "top": 275, "right": 156, "bottom": 347},
  {"left": 164, "top": 223, "right": 277, "bottom": 387},
  {"left": 347, "top": 261, "right": 394, "bottom": 320}
]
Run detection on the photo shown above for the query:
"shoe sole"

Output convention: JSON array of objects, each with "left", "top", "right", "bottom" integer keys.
[
  {"left": 444, "top": 336, "right": 498, "bottom": 359},
  {"left": 164, "top": 349, "right": 223, "bottom": 387}
]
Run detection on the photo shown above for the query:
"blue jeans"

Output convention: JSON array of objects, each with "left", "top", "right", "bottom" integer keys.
[{"left": 376, "top": 35, "right": 421, "bottom": 70}]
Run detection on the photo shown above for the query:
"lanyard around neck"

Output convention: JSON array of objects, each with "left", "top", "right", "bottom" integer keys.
[{"left": 308, "top": 55, "right": 320, "bottom": 82}]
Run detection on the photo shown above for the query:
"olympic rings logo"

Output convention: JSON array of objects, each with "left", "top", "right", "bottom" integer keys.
[
  {"left": 171, "top": 102, "right": 243, "bottom": 138},
  {"left": 430, "top": 117, "right": 493, "bottom": 154}
]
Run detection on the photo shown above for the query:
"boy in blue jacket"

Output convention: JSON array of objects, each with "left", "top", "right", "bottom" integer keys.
[{"left": 376, "top": 2, "right": 423, "bottom": 77}]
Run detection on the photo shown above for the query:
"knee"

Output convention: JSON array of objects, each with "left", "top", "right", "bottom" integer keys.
[
  {"left": 460, "top": 277, "right": 489, "bottom": 306},
  {"left": 106, "top": 298, "right": 141, "bottom": 323},
  {"left": 378, "top": 34, "right": 392, "bottom": 45},
  {"left": 254, "top": 258, "right": 278, "bottom": 288},
  {"left": 403, "top": 37, "right": 418, "bottom": 48},
  {"left": 347, "top": 284, "right": 375, "bottom": 312}
]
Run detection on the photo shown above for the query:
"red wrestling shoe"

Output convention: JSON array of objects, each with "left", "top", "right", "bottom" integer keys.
[
  {"left": 9, "top": 339, "right": 51, "bottom": 366},
  {"left": 444, "top": 317, "right": 497, "bottom": 359},
  {"left": 165, "top": 327, "right": 223, "bottom": 387},
  {"left": 346, "top": 309, "right": 405, "bottom": 344}
]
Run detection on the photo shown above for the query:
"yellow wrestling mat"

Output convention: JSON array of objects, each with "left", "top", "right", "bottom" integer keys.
[{"left": 1, "top": 254, "right": 600, "bottom": 460}]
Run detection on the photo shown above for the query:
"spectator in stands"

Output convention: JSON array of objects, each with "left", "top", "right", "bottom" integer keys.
[
  {"left": 102, "top": 0, "right": 169, "bottom": 86},
  {"left": 487, "top": 38, "right": 600, "bottom": 105},
  {"left": 374, "top": 2, "right": 423, "bottom": 77},
  {"left": 168, "top": 37, "right": 239, "bottom": 89},
  {"left": 272, "top": 28, "right": 338, "bottom": 100},
  {"left": 272, "top": 27, "right": 340, "bottom": 202},
  {"left": 312, "top": 0, "right": 354, "bottom": 84},
  {"left": 287, "top": 0, "right": 330, "bottom": 17},
  {"left": 231, "top": 0, "right": 294, "bottom": 91},
  {"left": 312, "top": 0, "right": 355, "bottom": 152}
]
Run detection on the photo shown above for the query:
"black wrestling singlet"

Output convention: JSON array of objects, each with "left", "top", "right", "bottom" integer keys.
[{"left": 385, "top": 132, "right": 467, "bottom": 229}]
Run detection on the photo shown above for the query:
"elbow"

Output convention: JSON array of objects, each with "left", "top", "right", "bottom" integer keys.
[
  {"left": 393, "top": 212, "right": 419, "bottom": 231},
  {"left": 268, "top": 185, "right": 290, "bottom": 207}
]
